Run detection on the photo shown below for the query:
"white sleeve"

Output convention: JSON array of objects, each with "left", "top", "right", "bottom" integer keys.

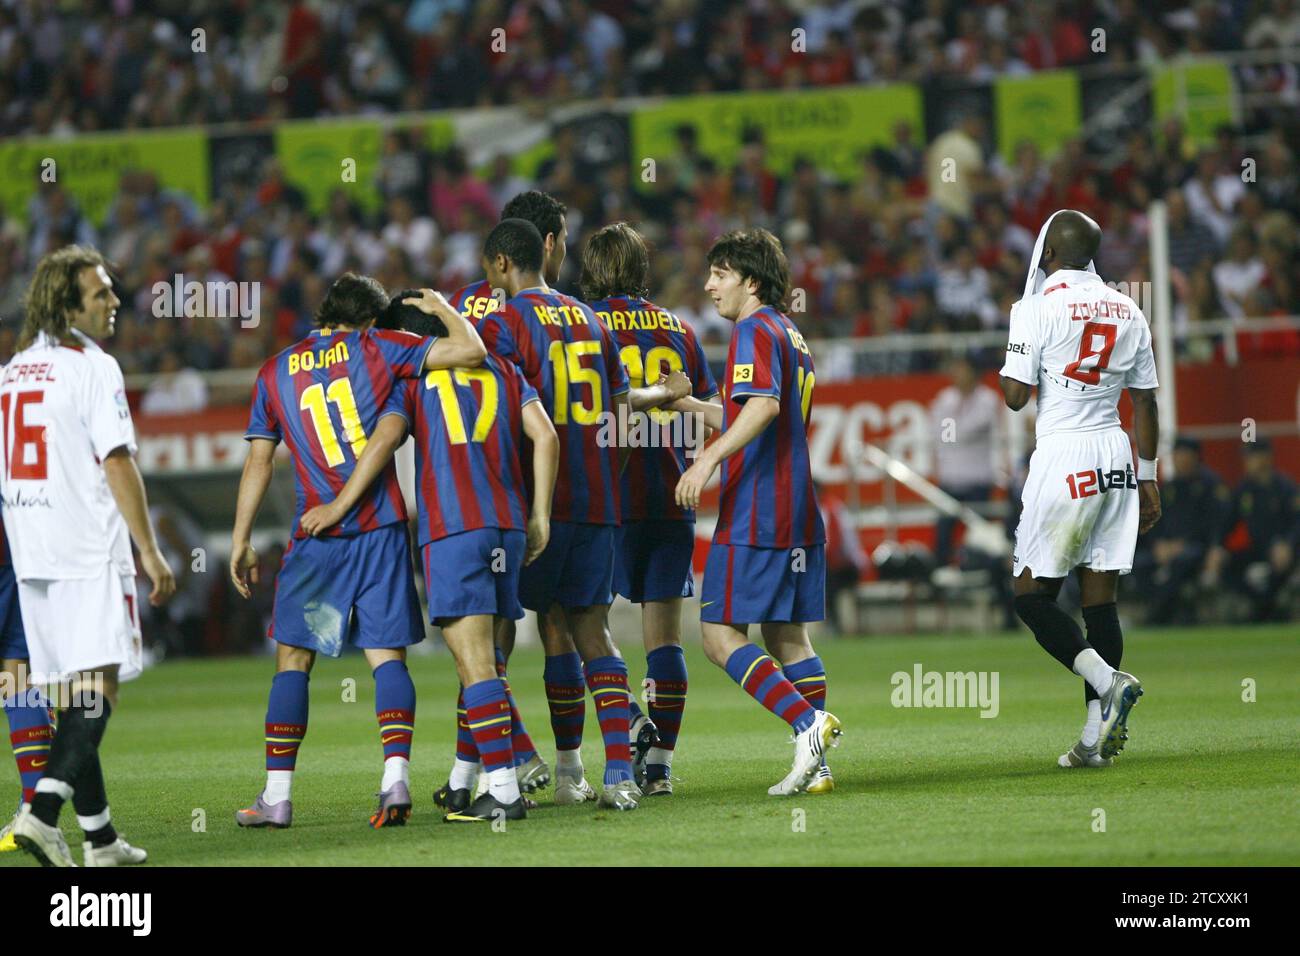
[
  {"left": 83, "top": 354, "right": 138, "bottom": 460},
  {"left": 1126, "top": 315, "right": 1160, "bottom": 389},
  {"left": 999, "top": 300, "right": 1039, "bottom": 386}
]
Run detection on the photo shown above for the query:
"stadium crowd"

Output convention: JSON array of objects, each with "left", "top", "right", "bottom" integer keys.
[
  {"left": 5, "top": 0, "right": 1298, "bottom": 134},
  {"left": 2, "top": 1, "right": 1299, "bottom": 379}
]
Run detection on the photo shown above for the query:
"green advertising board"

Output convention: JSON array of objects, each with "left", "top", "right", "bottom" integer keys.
[
  {"left": 0, "top": 129, "right": 209, "bottom": 226},
  {"left": 630, "top": 85, "right": 924, "bottom": 185},
  {"left": 994, "top": 69, "right": 1082, "bottom": 163},
  {"left": 274, "top": 117, "right": 455, "bottom": 215},
  {"left": 1152, "top": 60, "right": 1237, "bottom": 144}
]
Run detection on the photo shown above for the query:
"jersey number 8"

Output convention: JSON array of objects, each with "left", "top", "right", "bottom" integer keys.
[{"left": 1063, "top": 321, "right": 1117, "bottom": 386}]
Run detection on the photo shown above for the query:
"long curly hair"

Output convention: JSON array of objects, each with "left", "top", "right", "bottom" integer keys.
[{"left": 18, "top": 245, "right": 108, "bottom": 350}]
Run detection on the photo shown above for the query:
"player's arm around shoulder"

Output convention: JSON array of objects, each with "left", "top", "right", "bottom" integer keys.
[
  {"left": 301, "top": 413, "right": 409, "bottom": 537},
  {"left": 1129, "top": 386, "right": 1162, "bottom": 534},
  {"left": 410, "top": 289, "right": 488, "bottom": 370}
]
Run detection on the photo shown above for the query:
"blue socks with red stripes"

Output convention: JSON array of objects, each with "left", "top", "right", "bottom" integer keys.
[
  {"left": 724, "top": 644, "right": 816, "bottom": 733},
  {"left": 4, "top": 685, "right": 53, "bottom": 805},
  {"left": 544, "top": 652, "right": 585, "bottom": 771},
  {"left": 373, "top": 659, "right": 415, "bottom": 791},
  {"left": 463, "top": 678, "right": 520, "bottom": 804},
  {"left": 584, "top": 656, "right": 634, "bottom": 786},
  {"left": 645, "top": 645, "right": 688, "bottom": 782},
  {"left": 264, "top": 670, "right": 308, "bottom": 804}
]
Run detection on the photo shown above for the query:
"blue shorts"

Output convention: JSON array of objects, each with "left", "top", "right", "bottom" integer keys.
[
  {"left": 270, "top": 523, "right": 424, "bottom": 657},
  {"left": 700, "top": 543, "right": 826, "bottom": 625},
  {"left": 614, "top": 520, "right": 696, "bottom": 604},
  {"left": 422, "top": 528, "right": 525, "bottom": 624},
  {"left": 0, "top": 563, "right": 27, "bottom": 660},
  {"left": 518, "top": 521, "right": 615, "bottom": 612}
]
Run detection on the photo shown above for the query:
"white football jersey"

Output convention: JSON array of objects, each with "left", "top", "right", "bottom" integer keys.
[
  {"left": 1000, "top": 269, "right": 1158, "bottom": 439},
  {"left": 0, "top": 329, "right": 137, "bottom": 580}
]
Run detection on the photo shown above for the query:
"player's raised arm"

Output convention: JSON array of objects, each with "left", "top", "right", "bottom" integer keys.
[
  {"left": 676, "top": 394, "right": 779, "bottom": 510},
  {"left": 408, "top": 289, "right": 487, "bottom": 370},
  {"left": 521, "top": 400, "right": 559, "bottom": 565},
  {"left": 230, "top": 437, "right": 277, "bottom": 599},
  {"left": 102, "top": 446, "right": 176, "bottom": 607},
  {"left": 300, "top": 414, "right": 411, "bottom": 537},
  {"left": 1129, "top": 386, "right": 1162, "bottom": 534}
]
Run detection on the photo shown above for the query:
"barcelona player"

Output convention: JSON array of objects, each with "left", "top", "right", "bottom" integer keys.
[
  {"left": 230, "top": 274, "right": 486, "bottom": 828},
  {"left": 673, "top": 229, "right": 842, "bottom": 796},
  {"left": 300, "top": 290, "right": 560, "bottom": 822},
  {"left": 434, "top": 191, "right": 571, "bottom": 804},
  {"left": 478, "top": 217, "right": 672, "bottom": 810},
  {"left": 0, "top": 513, "right": 54, "bottom": 851},
  {"left": 581, "top": 222, "right": 717, "bottom": 795}
]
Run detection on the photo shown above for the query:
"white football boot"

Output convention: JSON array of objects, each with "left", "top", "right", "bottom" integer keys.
[
  {"left": 83, "top": 836, "right": 148, "bottom": 867},
  {"left": 768, "top": 710, "right": 842, "bottom": 796}
]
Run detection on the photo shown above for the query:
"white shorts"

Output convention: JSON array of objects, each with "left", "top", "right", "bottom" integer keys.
[
  {"left": 17, "top": 566, "right": 142, "bottom": 685},
  {"left": 1013, "top": 428, "right": 1139, "bottom": 580}
]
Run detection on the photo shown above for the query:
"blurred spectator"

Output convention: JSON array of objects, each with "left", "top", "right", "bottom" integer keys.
[
  {"left": 927, "top": 115, "right": 986, "bottom": 221},
  {"left": 819, "top": 484, "right": 869, "bottom": 636},
  {"left": 1212, "top": 227, "right": 1266, "bottom": 320},
  {"left": 1207, "top": 440, "right": 1298, "bottom": 622},
  {"left": 930, "top": 353, "right": 1002, "bottom": 567},
  {"left": 140, "top": 348, "right": 210, "bottom": 415},
  {"left": 1137, "top": 437, "right": 1231, "bottom": 625}
]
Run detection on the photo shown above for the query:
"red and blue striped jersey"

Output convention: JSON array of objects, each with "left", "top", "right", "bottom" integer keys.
[
  {"left": 246, "top": 327, "right": 433, "bottom": 538},
  {"left": 449, "top": 279, "right": 503, "bottom": 323},
  {"left": 714, "top": 306, "right": 825, "bottom": 549},
  {"left": 479, "top": 287, "right": 630, "bottom": 525},
  {"left": 382, "top": 353, "right": 540, "bottom": 545},
  {"left": 588, "top": 295, "right": 718, "bottom": 522}
]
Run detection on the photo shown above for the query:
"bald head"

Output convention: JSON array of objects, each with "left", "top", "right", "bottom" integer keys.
[{"left": 1042, "top": 210, "right": 1101, "bottom": 272}]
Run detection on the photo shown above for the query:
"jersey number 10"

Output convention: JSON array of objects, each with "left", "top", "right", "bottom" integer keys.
[
  {"left": 621, "top": 344, "right": 683, "bottom": 423},
  {"left": 0, "top": 390, "right": 47, "bottom": 480}
]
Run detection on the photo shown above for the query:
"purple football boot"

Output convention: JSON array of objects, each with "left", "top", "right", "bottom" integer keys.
[
  {"left": 369, "top": 780, "right": 412, "bottom": 829},
  {"left": 235, "top": 792, "right": 292, "bottom": 829}
]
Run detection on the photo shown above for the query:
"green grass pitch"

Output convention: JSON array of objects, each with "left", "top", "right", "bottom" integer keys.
[{"left": 3, "top": 624, "right": 1295, "bottom": 866}]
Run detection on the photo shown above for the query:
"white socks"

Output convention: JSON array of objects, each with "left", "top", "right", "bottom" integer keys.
[
  {"left": 646, "top": 746, "right": 673, "bottom": 770},
  {"left": 487, "top": 766, "right": 521, "bottom": 805},
  {"left": 264, "top": 770, "right": 293, "bottom": 805},
  {"left": 449, "top": 758, "right": 479, "bottom": 792},
  {"left": 1081, "top": 699, "right": 1102, "bottom": 747},
  {"left": 381, "top": 756, "right": 409, "bottom": 792},
  {"left": 555, "top": 749, "right": 583, "bottom": 776},
  {"left": 1072, "top": 649, "right": 1116, "bottom": 698}
]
